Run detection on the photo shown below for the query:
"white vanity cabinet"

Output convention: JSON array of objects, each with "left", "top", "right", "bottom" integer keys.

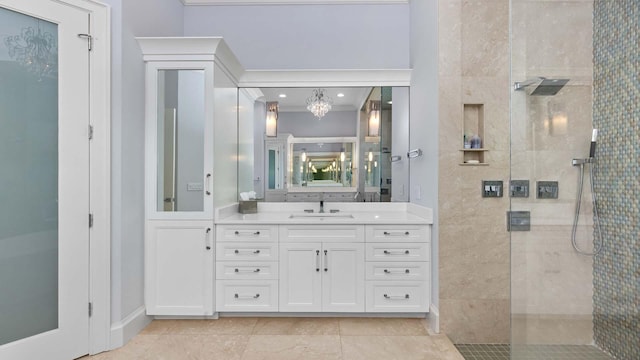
[
  {"left": 215, "top": 225, "right": 279, "bottom": 312},
  {"left": 139, "top": 38, "right": 244, "bottom": 316},
  {"left": 145, "top": 221, "right": 214, "bottom": 315},
  {"left": 364, "top": 225, "right": 430, "bottom": 312},
  {"left": 279, "top": 225, "right": 365, "bottom": 312}
]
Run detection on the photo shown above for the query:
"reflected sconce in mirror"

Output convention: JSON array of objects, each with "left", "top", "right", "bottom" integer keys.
[
  {"left": 266, "top": 101, "right": 278, "bottom": 137},
  {"left": 368, "top": 100, "right": 381, "bottom": 137},
  {"left": 301, "top": 149, "right": 307, "bottom": 162},
  {"left": 368, "top": 150, "right": 373, "bottom": 162},
  {"left": 340, "top": 149, "right": 345, "bottom": 162}
]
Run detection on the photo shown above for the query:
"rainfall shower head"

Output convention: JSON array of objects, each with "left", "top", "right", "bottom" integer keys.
[{"left": 514, "top": 77, "right": 569, "bottom": 96}]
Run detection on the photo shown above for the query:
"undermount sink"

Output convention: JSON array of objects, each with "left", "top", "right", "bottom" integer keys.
[{"left": 289, "top": 213, "right": 354, "bottom": 219}]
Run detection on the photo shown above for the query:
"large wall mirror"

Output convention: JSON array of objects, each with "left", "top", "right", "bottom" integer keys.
[{"left": 238, "top": 87, "right": 410, "bottom": 202}]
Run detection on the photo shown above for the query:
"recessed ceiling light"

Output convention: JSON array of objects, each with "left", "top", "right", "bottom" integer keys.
[
  {"left": 337, "top": 93, "right": 345, "bottom": 98},
  {"left": 279, "top": 94, "right": 287, "bottom": 98}
]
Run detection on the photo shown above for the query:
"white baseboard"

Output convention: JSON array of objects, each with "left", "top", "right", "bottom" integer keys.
[
  {"left": 428, "top": 304, "right": 440, "bottom": 334},
  {"left": 110, "top": 306, "right": 152, "bottom": 350}
]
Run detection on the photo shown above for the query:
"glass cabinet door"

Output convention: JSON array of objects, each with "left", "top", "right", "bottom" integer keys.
[{"left": 146, "top": 63, "right": 214, "bottom": 220}]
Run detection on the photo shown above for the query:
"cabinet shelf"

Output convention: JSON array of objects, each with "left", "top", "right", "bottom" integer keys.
[{"left": 459, "top": 162, "right": 489, "bottom": 166}]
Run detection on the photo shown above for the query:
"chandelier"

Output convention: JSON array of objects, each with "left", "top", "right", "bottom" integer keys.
[
  {"left": 306, "top": 89, "right": 333, "bottom": 119},
  {"left": 4, "top": 23, "right": 58, "bottom": 81}
]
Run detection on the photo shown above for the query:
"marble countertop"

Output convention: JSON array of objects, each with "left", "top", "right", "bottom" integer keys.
[{"left": 215, "top": 202, "right": 433, "bottom": 225}]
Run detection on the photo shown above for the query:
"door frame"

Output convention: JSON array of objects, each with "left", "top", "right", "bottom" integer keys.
[{"left": 59, "top": 0, "right": 111, "bottom": 355}]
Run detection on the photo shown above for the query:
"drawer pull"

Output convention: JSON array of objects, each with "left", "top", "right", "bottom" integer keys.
[
  {"left": 383, "top": 231, "right": 410, "bottom": 236},
  {"left": 234, "top": 268, "right": 261, "bottom": 273},
  {"left": 384, "top": 269, "right": 410, "bottom": 274},
  {"left": 384, "top": 294, "right": 410, "bottom": 300},
  {"left": 234, "top": 293, "right": 260, "bottom": 299},
  {"left": 383, "top": 250, "right": 410, "bottom": 255},
  {"left": 234, "top": 230, "right": 261, "bottom": 236},
  {"left": 234, "top": 249, "right": 261, "bottom": 255},
  {"left": 316, "top": 250, "right": 320, "bottom": 272}
]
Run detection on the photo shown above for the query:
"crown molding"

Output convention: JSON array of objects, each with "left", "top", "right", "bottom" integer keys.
[
  {"left": 239, "top": 69, "right": 411, "bottom": 88},
  {"left": 181, "top": 0, "right": 408, "bottom": 5}
]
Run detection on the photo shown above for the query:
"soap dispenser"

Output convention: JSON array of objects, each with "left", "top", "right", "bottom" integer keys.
[{"left": 470, "top": 134, "right": 482, "bottom": 149}]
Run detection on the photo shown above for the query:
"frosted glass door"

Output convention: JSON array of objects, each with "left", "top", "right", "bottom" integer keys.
[
  {"left": 0, "top": 1, "right": 90, "bottom": 358},
  {"left": 0, "top": 6, "right": 60, "bottom": 347}
]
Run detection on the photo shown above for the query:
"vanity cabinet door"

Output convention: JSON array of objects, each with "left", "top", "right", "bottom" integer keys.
[
  {"left": 279, "top": 242, "right": 322, "bottom": 312},
  {"left": 321, "top": 243, "right": 365, "bottom": 312},
  {"left": 145, "top": 220, "right": 214, "bottom": 315}
]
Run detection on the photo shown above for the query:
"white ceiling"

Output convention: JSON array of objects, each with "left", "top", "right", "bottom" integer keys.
[
  {"left": 181, "top": 0, "right": 408, "bottom": 5},
  {"left": 258, "top": 87, "right": 371, "bottom": 112}
]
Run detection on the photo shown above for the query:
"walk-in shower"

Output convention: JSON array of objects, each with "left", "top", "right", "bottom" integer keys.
[{"left": 506, "top": 0, "right": 639, "bottom": 359}]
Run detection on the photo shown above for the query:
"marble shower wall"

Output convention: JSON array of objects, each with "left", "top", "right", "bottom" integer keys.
[
  {"left": 438, "top": 0, "right": 511, "bottom": 344},
  {"left": 438, "top": 0, "right": 594, "bottom": 344}
]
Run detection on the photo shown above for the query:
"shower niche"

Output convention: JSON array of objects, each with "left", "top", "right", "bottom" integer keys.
[{"left": 460, "top": 103, "right": 488, "bottom": 165}]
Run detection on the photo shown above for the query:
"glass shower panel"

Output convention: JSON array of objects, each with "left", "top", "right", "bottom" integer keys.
[
  {"left": 510, "top": 1, "right": 614, "bottom": 359},
  {"left": 0, "top": 7, "right": 59, "bottom": 345}
]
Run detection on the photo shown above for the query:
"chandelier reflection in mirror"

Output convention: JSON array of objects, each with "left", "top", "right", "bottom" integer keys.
[
  {"left": 4, "top": 22, "right": 58, "bottom": 81},
  {"left": 306, "top": 88, "right": 333, "bottom": 119}
]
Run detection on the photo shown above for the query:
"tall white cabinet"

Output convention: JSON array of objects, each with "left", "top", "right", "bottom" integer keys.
[{"left": 139, "top": 38, "right": 242, "bottom": 316}]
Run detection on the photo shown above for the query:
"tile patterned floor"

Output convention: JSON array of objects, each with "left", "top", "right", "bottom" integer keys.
[
  {"left": 84, "top": 318, "right": 465, "bottom": 360},
  {"left": 455, "top": 344, "right": 615, "bottom": 360}
]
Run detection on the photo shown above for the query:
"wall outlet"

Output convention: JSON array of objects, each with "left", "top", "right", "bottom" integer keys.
[{"left": 187, "top": 182, "right": 203, "bottom": 191}]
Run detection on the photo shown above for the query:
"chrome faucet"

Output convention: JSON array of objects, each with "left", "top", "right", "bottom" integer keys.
[{"left": 319, "top": 200, "right": 325, "bottom": 213}]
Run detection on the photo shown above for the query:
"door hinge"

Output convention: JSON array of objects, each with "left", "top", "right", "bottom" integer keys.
[
  {"left": 88, "top": 302, "right": 93, "bottom": 317},
  {"left": 88, "top": 125, "right": 94, "bottom": 140},
  {"left": 89, "top": 213, "right": 94, "bottom": 228},
  {"left": 78, "top": 33, "right": 93, "bottom": 51}
]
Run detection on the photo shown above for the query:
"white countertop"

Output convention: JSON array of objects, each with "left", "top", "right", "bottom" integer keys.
[{"left": 215, "top": 202, "right": 433, "bottom": 225}]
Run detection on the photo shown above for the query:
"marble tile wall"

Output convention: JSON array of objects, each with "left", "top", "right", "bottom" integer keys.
[
  {"left": 438, "top": 0, "right": 511, "bottom": 344},
  {"left": 438, "top": 0, "right": 594, "bottom": 344},
  {"left": 592, "top": 1, "right": 640, "bottom": 359}
]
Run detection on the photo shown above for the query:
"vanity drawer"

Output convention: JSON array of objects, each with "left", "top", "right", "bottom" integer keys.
[
  {"left": 365, "top": 262, "right": 429, "bottom": 281},
  {"left": 365, "top": 225, "right": 430, "bottom": 243},
  {"left": 216, "top": 280, "right": 278, "bottom": 312},
  {"left": 216, "top": 242, "right": 278, "bottom": 261},
  {"left": 280, "top": 225, "right": 365, "bottom": 243},
  {"left": 365, "top": 242, "right": 430, "bottom": 262},
  {"left": 216, "top": 261, "right": 279, "bottom": 280},
  {"left": 216, "top": 225, "right": 279, "bottom": 242},
  {"left": 323, "top": 192, "right": 355, "bottom": 202},
  {"left": 365, "top": 281, "right": 429, "bottom": 312},
  {"left": 286, "top": 193, "right": 322, "bottom": 202}
]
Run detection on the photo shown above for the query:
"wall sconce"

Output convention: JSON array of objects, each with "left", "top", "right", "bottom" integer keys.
[
  {"left": 368, "top": 100, "right": 381, "bottom": 137},
  {"left": 301, "top": 149, "right": 307, "bottom": 162},
  {"left": 266, "top": 101, "right": 278, "bottom": 137},
  {"left": 340, "top": 148, "right": 345, "bottom": 162},
  {"left": 368, "top": 150, "right": 373, "bottom": 162}
]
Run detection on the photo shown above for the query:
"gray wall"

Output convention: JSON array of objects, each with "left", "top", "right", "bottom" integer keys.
[
  {"left": 102, "top": 0, "right": 184, "bottom": 325},
  {"left": 183, "top": 4, "right": 409, "bottom": 69},
  {"left": 593, "top": 1, "right": 639, "bottom": 358},
  {"left": 409, "top": 0, "right": 439, "bottom": 308},
  {"left": 277, "top": 110, "right": 358, "bottom": 137}
]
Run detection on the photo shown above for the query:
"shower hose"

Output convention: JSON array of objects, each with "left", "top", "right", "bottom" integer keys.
[{"left": 571, "top": 161, "right": 604, "bottom": 256}]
